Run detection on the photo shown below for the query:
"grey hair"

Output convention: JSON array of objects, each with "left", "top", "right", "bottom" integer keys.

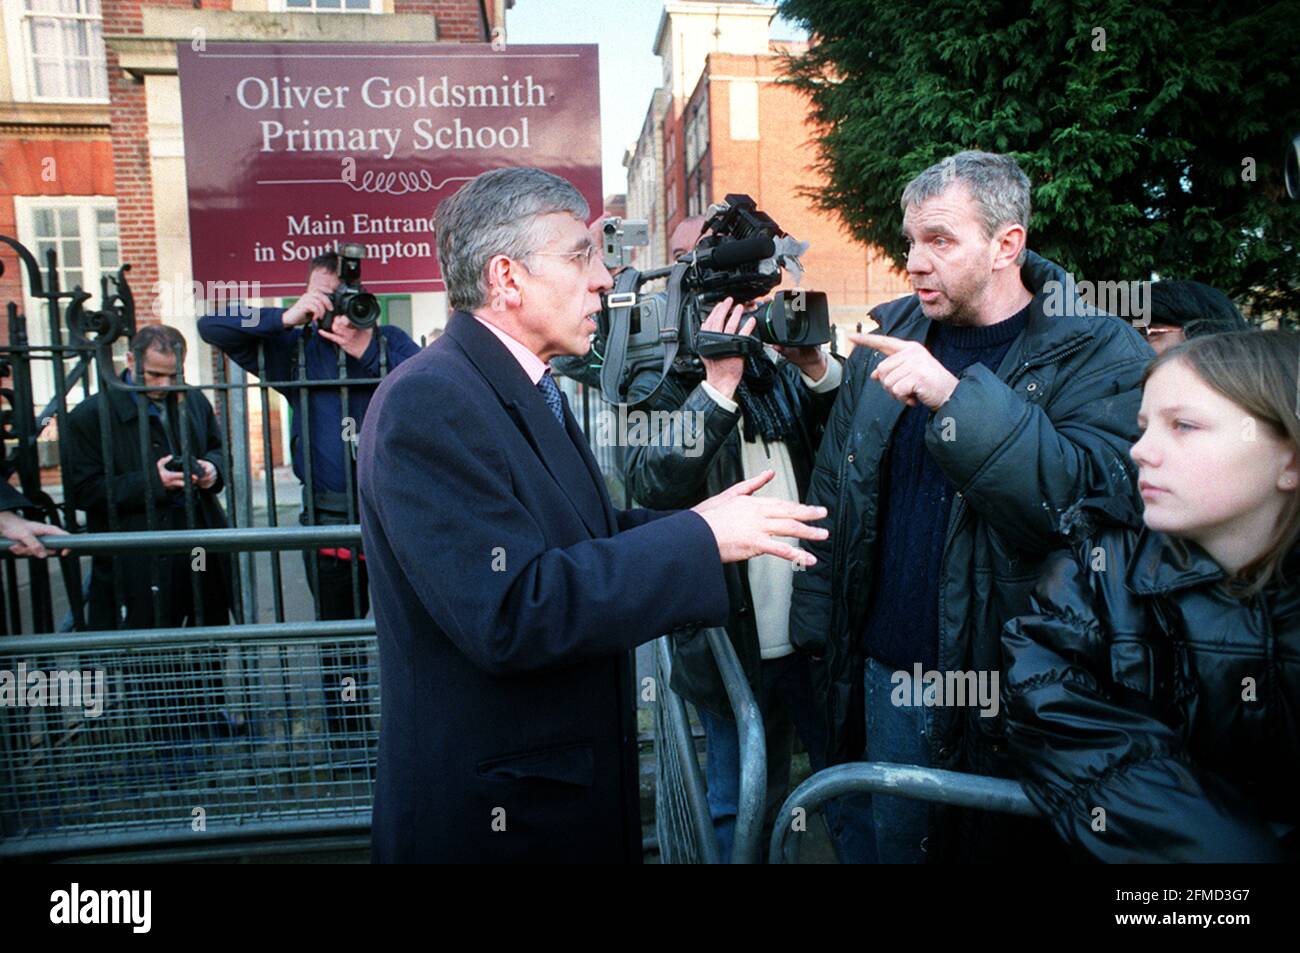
[
  {"left": 901, "top": 151, "right": 1031, "bottom": 264},
  {"left": 435, "top": 167, "right": 590, "bottom": 311}
]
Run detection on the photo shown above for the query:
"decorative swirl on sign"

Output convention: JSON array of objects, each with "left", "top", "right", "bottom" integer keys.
[{"left": 343, "top": 169, "right": 471, "bottom": 196}]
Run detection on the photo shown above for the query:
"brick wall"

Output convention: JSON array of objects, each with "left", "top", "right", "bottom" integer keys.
[
  {"left": 101, "top": 2, "right": 236, "bottom": 307},
  {"left": 662, "top": 106, "right": 686, "bottom": 244},
  {"left": 0, "top": 138, "right": 114, "bottom": 340},
  {"left": 0, "top": 198, "right": 15, "bottom": 314},
  {"left": 394, "top": 1, "right": 487, "bottom": 40},
  {"left": 696, "top": 52, "right": 909, "bottom": 324}
]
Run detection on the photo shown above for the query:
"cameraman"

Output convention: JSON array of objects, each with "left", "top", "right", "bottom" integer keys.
[
  {"left": 199, "top": 253, "right": 420, "bottom": 743},
  {"left": 623, "top": 291, "right": 873, "bottom": 863}
]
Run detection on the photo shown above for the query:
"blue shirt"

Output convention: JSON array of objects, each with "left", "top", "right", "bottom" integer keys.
[
  {"left": 197, "top": 308, "right": 420, "bottom": 495},
  {"left": 860, "top": 304, "right": 1031, "bottom": 671}
]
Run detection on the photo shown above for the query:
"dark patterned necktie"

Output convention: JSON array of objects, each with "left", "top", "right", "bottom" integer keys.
[{"left": 537, "top": 371, "right": 565, "bottom": 426}]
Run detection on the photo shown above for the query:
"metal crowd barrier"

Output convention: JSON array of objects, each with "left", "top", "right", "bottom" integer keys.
[
  {"left": 0, "top": 526, "right": 376, "bottom": 859},
  {"left": 0, "top": 618, "right": 378, "bottom": 859},
  {"left": 651, "top": 636, "right": 717, "bottom": 863},
  {"left": 768, "top": 761, "right": 1040, "bottom": 864},
  {"left": 0, "top": 233, "right": 394, "bottom": 858},
  {"left": 651, "top": 626, "right": 766, "bottom": 864}
]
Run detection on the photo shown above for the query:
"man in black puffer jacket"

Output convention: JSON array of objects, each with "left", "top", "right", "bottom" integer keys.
[{"left": 789, "top": 151, "right": 1153, "bottom": 862}]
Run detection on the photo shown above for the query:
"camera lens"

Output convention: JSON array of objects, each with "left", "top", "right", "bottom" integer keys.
[
  {"left": 346, "top": 292, "right": 381, "bottom": 329},
  {"left": 785, "top": 307, "right": 806, "bottom": 341}
]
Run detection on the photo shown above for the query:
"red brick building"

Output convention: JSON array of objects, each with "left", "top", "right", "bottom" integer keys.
[
  {"left": 1, "top": 1, "right": 116, "bottom": 346},
  {"left": 673, "top": 47, "right": 909, "bottom": 327},
  {"left": 629, "top": 1, "right": 907, "bottom": 336}
]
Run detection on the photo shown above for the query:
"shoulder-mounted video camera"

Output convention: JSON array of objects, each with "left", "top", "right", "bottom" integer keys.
[{"left": 577, "top": 194, "right": 831, "bottom": 405}]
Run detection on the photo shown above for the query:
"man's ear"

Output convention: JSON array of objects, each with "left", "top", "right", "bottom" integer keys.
[
  {"left": 485, "top": 253, "right": 524, "bottom": 310},
  {"left": 991, "top": 223, "right": 1026, "bottom": 272}
]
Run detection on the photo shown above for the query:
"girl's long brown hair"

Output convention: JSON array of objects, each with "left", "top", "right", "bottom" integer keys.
[{"left": 1142, "top": 330, "right": 1300, "bottom": 596}]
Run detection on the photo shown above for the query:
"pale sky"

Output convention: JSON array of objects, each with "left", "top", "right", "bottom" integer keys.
[{"left": 506, "top": 0, "right": 805, "bottom": 198}]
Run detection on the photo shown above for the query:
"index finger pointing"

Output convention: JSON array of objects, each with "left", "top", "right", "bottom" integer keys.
[{"left": 848, "top": 332, "right": 908, "bottom": 355}]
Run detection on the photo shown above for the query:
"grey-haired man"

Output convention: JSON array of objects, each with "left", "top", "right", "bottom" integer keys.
[
  {"left": 360, "top": 167, "right": 831, "bottom": 862},
  {"left": 789, "top": 150, "right": 1153, "bottom": 862}
]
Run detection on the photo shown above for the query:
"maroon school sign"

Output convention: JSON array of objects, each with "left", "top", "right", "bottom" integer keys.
[{"left": 177, "top": 42, "right": 601, "bottom": 295}]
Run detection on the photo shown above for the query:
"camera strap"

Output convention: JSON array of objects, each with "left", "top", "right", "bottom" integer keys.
[{"left": 599, "top": 263, "right": 686, "bottom": 407}]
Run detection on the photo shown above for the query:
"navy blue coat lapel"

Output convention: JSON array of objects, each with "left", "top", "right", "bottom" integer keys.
[
  {"left": 444, "top": 311, "right": 611, "bottom": 538},
  {"left": 563, "top": 396, "right": 619, "bottom": 535}
]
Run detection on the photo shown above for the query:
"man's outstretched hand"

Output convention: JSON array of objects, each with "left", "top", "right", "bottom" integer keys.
[
  {"left": 0, "top": 510, "right": 70, "bottom": 558},
  {"left": 691, "top": 470, "right": 827, "bottom": 567}
]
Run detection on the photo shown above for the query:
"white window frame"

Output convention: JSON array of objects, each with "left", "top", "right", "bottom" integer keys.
[
  {"left": 13, "top": 196, "right": 120, "bottom": 407},
  {"left": 685, "top": 96, "right": 710, "bottom": 174},
  {"left": 3, "top": 0, "right": 109, "bottom": 105},
  {"left": 688, "top": 174, "right": 709, "bottom": 218},
  {"left": 267, "top": 0, "right": 385, "bottom": 12}
]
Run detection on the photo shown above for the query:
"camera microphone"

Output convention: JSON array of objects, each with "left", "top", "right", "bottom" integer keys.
[{"left": 689, "top": 236, "right": 776, "bottom": 270}]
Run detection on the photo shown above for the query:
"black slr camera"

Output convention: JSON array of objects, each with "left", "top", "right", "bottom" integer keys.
[{"left": 321, "top": 242, "right": 381, "bottom": 333}]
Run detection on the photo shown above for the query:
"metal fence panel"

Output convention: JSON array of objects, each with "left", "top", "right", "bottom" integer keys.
[
  {"left": 0, "top": 623, "right": 378, "bottom": 858},
  {"left": 651, "top": 636, "right": 718, "bottom": 864},
  {"left": 767, "top": 762, "right": 1039, "bottom": 864}
]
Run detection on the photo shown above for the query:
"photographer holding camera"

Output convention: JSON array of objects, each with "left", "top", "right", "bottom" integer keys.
[
  {"left": 201, "top": 251, "right": 420, "bottom": 614},
  {"left": 199, "top": 251, "right": 419, "bottom": 744},
  {"left": 62, "top": 325, "right": 236, "bottom": 740},
  {"left": 65, "top": 324, "right": 233, "bottom": 631},
  {"left": 619, "top": 238, "right": 874, "bottom": 863}
]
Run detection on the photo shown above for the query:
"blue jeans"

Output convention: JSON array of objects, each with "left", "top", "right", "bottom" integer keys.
[
  {"left": 699, "top": 651, "right": 876, "bottom": 863},
  {"left": 863, "top": 655, "right": 932, "bottom": 863}
]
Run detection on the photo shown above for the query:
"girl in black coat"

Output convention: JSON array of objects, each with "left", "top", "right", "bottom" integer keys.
[{"left": 1004, "top": 330, "right": 1298, "bottom": 862}]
